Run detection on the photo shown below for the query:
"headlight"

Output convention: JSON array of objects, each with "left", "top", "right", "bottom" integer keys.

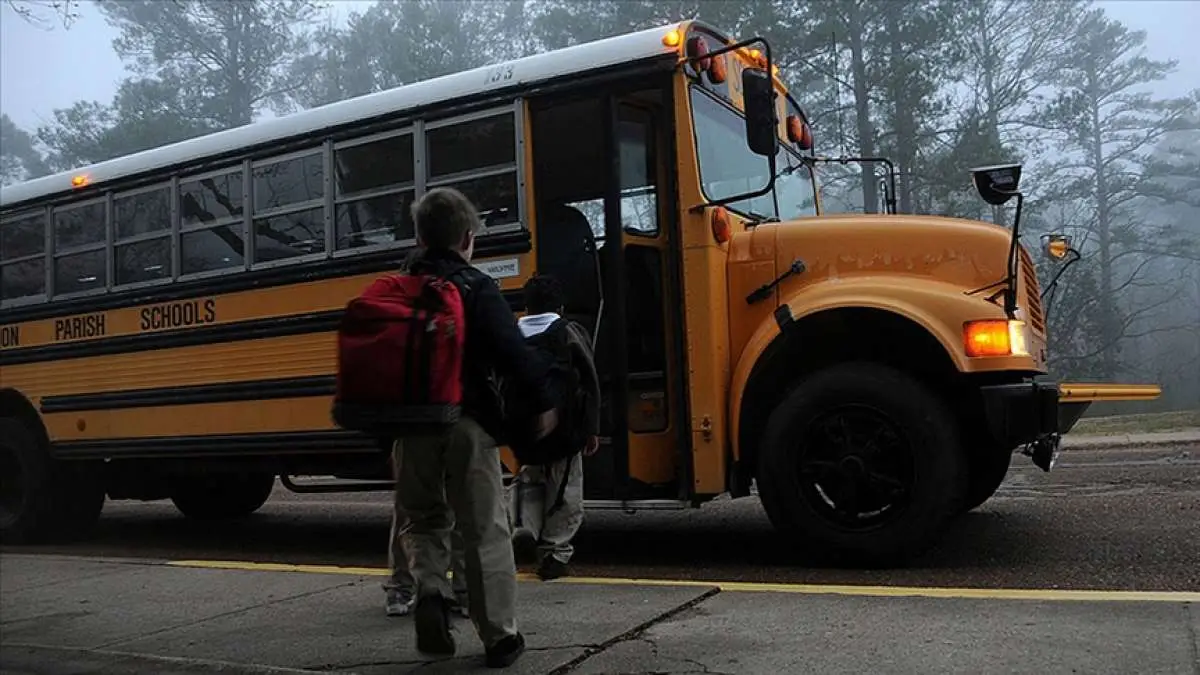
[{"left": 964, "top": 319, "right": 1030, "bottom": 358}]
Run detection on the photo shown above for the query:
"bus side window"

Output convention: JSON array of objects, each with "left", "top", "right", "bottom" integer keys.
[{"left": 618, "top": 113, "right": 658, "bottom": 237}]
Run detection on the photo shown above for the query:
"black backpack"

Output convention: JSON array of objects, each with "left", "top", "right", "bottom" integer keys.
[{"left": 500, "top": 317, "right": 588, "bottom": 466}]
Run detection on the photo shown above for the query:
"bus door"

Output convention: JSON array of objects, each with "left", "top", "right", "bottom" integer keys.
[{"left": 529, "top": 84, "right": 684, "bottom": 504}]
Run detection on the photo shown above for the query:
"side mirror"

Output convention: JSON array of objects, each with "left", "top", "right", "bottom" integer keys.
[
  {"left": 969, "top": 163, "right": 1023, "bottom": 206},
  {"left": 1041, "top": 233, "right": 1074, "bottom": 261},
  {"left": 742, "top": 67, "right": 777, "bottom": 157}
]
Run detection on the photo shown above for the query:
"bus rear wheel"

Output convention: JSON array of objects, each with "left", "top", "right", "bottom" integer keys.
[
  {"left": 169, "top": 472, "right": 275, "bottom": 521},
  {"left": 756, "top": 362, "right": 966, "bottom": 567},
  {"left": 0, "top": 417, "right": 105, "bottom": 544}
]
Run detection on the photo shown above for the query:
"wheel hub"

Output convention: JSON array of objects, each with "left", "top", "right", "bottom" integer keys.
[{"left": 796, "top": 405, "right": 915, "bottom": 529}]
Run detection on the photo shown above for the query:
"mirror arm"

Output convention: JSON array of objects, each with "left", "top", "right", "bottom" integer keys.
[
  {"left": 809, "top": 155, "right": 898, "bottom": 214},
  {"left": 1041, "top": 247, "right": 1082, "bottom": 300}
]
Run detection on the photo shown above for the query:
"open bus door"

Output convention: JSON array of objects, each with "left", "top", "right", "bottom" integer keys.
[{"left": 528, "top": 81, "right": 687, "bottom": 507}]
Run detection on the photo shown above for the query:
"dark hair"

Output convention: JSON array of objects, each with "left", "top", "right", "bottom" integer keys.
[
  {"left": 411, "top": 187, "right": 480, "bottom": 250},
  {"left": 523, "top": 274, "right": 564, "bottom": 315}
]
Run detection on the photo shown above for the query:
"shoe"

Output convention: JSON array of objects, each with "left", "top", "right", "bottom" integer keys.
[
  {"left": 537, "top": 556, "right": 569, "bottom": 580},
  {"left": 485, "top": 632, "right": 526, "bottom": 668},
  {"left": 385, "top": 588, "right": 415, "bottom": 617},
  {"left": 511, "top": 528, "right": 538, "bottom": 565},
  {"left": 413, "top": 594, "right": 456, "bottom": 656}
]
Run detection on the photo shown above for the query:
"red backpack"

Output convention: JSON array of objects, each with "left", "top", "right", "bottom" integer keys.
[{"left": 331, "top": 271, "right": 467, "bottom": 435}]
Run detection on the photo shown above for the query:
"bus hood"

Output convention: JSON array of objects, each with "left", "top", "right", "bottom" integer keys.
[{"left": 765, "top": 213, "right": 1019, "bottom": 295}]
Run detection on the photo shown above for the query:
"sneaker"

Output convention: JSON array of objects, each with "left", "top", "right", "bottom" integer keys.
[
  {"left": 537, "top": 556, "right": 569, "bottom": 581},
  {"left": 413, "top": 594, "right": 456, "bottom": 656},
  {"left": 485, "top": 632, "right": 526, "bottom": 668},
  {"left": 385, "top": 588, "right": 415, "bottom": 617}
]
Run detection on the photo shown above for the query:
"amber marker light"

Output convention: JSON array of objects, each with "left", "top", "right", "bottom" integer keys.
[
  {"left": 711, "top": 206, "right": 732, "bottom": 244},
  {"left": 662, "top": 29, "right": 682, "bottom": 48},
  {"left": 71, "top": 174, "right": 89, "bottom": 188},
  {"left": 964, "top": 319, "right": 1029, "bottom": 358}
]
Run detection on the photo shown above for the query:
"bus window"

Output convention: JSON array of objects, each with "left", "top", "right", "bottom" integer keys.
[
  {"left": 180, "top": 170, "right": 245, "bottom": 276},
  {"left": 251, "top": 151, "right": 325, "bottom": 263},
  {"left": 53, "top": 199, "right": 105, "bottom": 251},
  {"left": 425, "top": 111, "right": 520, "bottom": 231},
  {"left": 619, "top": 115, "right": 658, "bottom": 237},
  {"left": 181, "top": 226, "right": 245, "bottom": 276},
  {"left": 113, "top": 185, "right": 171, "bottom": 285},
  {"left": 180, "top": 171, "right": 244, "bottom": 226},
  {"left": 52, "top": 199, "right": 106, "bottom": 296},
  {"left": 690, "top": 87, "right": 817, "bottom": 221},
  {"left": 334, "top": 132, "right": 416, "bottom": 250},
  {"left": 0, "top": 210, "right": 46, "bottom": 303}
]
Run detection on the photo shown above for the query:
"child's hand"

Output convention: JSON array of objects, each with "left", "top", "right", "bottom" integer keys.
[{"left": 583, "top": 435, "right": 600, "bottom": 456}]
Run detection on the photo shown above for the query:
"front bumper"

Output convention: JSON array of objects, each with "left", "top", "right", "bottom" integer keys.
[
  {"left": 979, "top": 381, "right": 1068, "bottom": 452},
  {"left": 978, "top": 380, "right": 1163, "bottom": 470}
]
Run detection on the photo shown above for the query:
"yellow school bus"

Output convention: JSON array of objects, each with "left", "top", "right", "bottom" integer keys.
[{"left": 0, "top": 21, "right": 1160, "bottom": 564}]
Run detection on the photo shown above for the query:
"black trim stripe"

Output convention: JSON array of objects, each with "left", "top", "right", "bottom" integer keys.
[
  {"left": 1, "top": 290, "right": 526, "bottom": 366},
  {"left": 0, "top": 230, "right": 531, "bottom": 325},
  {"left": 51, "top": 430, "right": 381, "bottom": 461},
  {"left": 40, "top": 375, "right": 336, "bottom": 414},
  {"left": 1, "top": 311, "right": 341, "bottom": 366}
]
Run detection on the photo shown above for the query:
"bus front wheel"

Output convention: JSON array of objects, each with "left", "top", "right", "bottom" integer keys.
[
  {"left": 169, "top": 472, "right": 276, "bottom": 521},
  {"left": 0, "top": 417, "right": 105, "bottom": 544},
  {"left": 756, "top": 362, "right": 966, "bottom": 567}
]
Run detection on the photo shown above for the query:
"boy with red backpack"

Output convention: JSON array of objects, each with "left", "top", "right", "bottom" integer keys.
[{"left": 333, "top": 187, "right": 556, "bottom": 668}]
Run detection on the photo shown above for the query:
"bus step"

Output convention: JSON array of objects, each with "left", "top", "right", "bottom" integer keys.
[
  {"left": 279, "top": 475, "right": 395, "bottom": 494},
  {"left": 583, "top": 499, "right": 690, "bottom": 513}
]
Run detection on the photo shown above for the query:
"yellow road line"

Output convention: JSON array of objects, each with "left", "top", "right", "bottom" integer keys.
[{"left": 165, "top": 559, "right": 1200, "bottom": 603}]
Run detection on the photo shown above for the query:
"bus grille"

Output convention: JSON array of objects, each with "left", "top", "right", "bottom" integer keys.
[{"left": 1018, "top": 246, "right": 1045, "bottom": 334}]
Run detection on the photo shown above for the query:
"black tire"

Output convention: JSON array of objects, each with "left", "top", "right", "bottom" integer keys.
[
  {"left": 0, "top": 417, "right": 105, "bottom": 544},
  {"left": 170, "top": 472, "right": 275, "bottom": 520},
  {"left": 960, "top": 445, "right": 1013, "bottom": 514},
  {"left": 756, "top": 362, "right": 966, "bottom": 567}
]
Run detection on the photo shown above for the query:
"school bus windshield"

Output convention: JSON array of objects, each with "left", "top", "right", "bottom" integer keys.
[{"left": 689, "top": 84, "right": 817, "bottom": 221}]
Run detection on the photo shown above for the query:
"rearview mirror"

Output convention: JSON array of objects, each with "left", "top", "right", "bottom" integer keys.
[
  {"left": 742, "top": 68, "right": 777, "bottom": 157},
  {"left": 969, "top": 163, "right": 1023, "bottom": 206}
]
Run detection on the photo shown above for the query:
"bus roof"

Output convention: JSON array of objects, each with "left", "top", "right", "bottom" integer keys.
[{"left": 0, "top": 22, "right": 688, "bottom": 210}]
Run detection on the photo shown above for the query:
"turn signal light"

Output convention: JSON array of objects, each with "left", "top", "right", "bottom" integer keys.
[
  {"left": 71, "top": 174, "right": 89, "bottom": 188},
  {"left": 662, "top": 29, "right": 681, "bottom": 48},
  {"left": 964, "top": 320, "right": 1029, "bottom": 358},
  {"left": 711, "top": 206, "right": 732, "bottom": 244},
  {"left": 686, "top": 35, "right": 711, "bottom": 71},
  {"left": 786, "top": 115, "right": 813, "bottom": 150},
  {"left": 708, "top": 54, "right": 727, "bottom": 84}
]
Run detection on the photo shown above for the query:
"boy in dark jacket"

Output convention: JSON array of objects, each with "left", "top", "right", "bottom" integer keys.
[
  {"left": 509, "top": 274, "right": 601, "bottom": 580},
  {"left": 394, "top": 187, "right": 556, "bottom": 669}
]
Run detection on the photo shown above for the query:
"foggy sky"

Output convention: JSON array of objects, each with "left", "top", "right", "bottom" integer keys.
[{"left": 1, "top": 0, "right": 1197, "bottom": 133}]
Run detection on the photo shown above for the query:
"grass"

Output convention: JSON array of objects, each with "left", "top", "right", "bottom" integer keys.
[{"left": 1071, "top": 409, "right": 1200, "bottom": 436}]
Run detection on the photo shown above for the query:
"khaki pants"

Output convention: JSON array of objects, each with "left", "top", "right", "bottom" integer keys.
[
  {"left": 511, "top": 453, "right": 584, "bottom": 564},
  {"left": 384, "top": 484, "right": 468, "bottom": 601},
  {"left": 393, "top": 416, "right": 518, "bottom": 648}
]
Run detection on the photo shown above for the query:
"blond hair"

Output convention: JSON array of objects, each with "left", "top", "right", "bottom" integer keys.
[{"left": 412, "top": 187, "right": 481, "bottom": 250}]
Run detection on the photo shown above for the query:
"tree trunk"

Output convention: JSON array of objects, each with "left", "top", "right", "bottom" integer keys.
[
  {"left": 846, "top": 1, "right": 879, "bottom": 214},
  {"left": 1088, "top": 68, "right": 1118, "bottom": 379}
]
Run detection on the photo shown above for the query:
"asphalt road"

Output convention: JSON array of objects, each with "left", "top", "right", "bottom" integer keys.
[{"left": 4, "top": 444, "right": 1198, "bottom": 592}]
